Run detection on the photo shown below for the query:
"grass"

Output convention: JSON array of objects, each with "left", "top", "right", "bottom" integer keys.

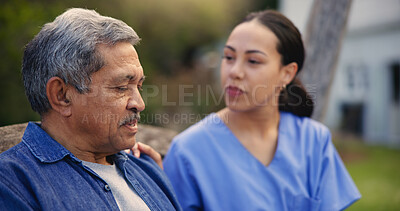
[{"left": 333, "top": 135, "right": 400, "bottom": 210}]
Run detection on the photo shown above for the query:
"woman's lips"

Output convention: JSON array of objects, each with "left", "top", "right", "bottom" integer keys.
[{"left": 226, "top": 86, "right": 244, "bottom": 97}]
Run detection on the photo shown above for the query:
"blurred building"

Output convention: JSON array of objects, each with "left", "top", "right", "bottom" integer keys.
[{"left": 280, "top": 0, "right": 400, "bottom": 146}]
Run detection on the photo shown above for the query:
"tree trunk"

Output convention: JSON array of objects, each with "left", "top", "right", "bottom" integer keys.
[{"left": 299, "top": 0, "right": 353, "bottom": 121}]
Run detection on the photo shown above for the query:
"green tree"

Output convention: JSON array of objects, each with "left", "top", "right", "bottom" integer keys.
[{"left": 0, "top": 0, "right": 276, "bottom": 128}]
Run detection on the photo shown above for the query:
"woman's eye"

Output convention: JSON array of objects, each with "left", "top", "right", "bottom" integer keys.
[
  {"left": 223, "top": 55, "right": 234, "bottom": 61},
  {"left": 249, "top": 59, "right": 261, "bottom": 64}
]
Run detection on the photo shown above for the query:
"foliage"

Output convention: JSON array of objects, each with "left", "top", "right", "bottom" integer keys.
[
  {"left": 0, "top": 0, "right": 65, "bottom": 125},
  {"left": 334, "top": 137, "right": 400, "bottom": 210},
  {"left": 0, "top": 0, "right": 277, "bottom": 127}
]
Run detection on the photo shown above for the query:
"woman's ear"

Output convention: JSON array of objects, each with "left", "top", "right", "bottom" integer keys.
[
  {"left": 281, "top": 62, "right": 298, "bottom": 85},
  {"left": 46, "top": 77, "right": 72, "bottom": 117}
]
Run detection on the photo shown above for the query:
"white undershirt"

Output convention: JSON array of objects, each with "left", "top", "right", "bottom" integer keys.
[{"left": 82, "top": 161, "right": 150, "bottom": 211}]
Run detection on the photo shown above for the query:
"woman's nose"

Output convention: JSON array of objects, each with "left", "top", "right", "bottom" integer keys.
[{"left": 228, "top": 61, "right": 245, "bottom": 80}]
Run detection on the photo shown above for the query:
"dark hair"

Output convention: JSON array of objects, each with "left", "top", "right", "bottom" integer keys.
[{"left": 241, "top": 10, "right": 314, "bottom": 117}]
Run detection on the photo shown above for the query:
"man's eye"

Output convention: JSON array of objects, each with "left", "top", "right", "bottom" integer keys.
[{"left": 116, "top": 87, "right": 128, "bottom": 91}]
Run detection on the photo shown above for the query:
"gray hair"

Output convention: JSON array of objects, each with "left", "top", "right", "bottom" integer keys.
[{"left": 22, "top": 8, "right": 140, "bottom": 114}]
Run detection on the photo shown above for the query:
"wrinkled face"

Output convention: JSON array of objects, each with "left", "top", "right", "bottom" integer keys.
[
  {"left": 70, "top": 42, "right": 145, "bottom": 154},
  {"left": 221, "top": 20, "right": 287, "bottom": 112}
]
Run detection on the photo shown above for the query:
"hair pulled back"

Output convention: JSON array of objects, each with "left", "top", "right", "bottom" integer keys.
[{"left": 241, "top": 10, "right": 314, "bottom": 117}]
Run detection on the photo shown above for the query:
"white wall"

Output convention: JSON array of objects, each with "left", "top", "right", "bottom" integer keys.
[
  {"left": 280, "top": 0, "right": 400, "bottom": 145},
  {"left": 279, "top": 0, "right": 314, "bottom": 33}
]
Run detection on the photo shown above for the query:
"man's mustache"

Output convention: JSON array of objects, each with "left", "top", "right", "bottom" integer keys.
[{"left": 119, "top": 112, "right": 140, "bottom": 126}]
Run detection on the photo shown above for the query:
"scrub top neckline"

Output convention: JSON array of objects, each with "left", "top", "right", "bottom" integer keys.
[{"left": 211, "top": 112, "right": 287, "bottom": 169}]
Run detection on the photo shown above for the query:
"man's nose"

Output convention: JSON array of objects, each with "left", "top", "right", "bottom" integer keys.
[{"left": 127, "top": 89, "right": 145, "bottom": 112}]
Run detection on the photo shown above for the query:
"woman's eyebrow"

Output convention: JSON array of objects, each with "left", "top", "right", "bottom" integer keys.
[
  {"left": 246, "top": 50, "right": 267, "bottom": 56},
  {"left": 225, "top": 45, "right": 267, "bottom": 56},
  {"left": 225, "top": 45, "right": 236, "bottom": 52}
]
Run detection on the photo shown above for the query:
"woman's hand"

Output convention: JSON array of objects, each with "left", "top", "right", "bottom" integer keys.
[{"left": 125, "top": 142, "right": 163, "bottom": 169}]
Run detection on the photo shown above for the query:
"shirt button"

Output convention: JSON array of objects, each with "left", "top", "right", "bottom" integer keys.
[{"left": 104, "top": 184, "right": 111, "bottom": 191}]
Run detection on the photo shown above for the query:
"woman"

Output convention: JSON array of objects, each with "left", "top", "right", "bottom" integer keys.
[{"left": 163, "top": 10, "right": 361, "bottom": 210}]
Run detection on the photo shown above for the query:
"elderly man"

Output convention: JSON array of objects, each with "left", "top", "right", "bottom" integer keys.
[{"left": 0, "top": 8, "right": 181, "bottom": 210}]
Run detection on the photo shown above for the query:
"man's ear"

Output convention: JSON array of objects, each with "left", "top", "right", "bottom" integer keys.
[
  {"left": 46, "top": 77, "right": 72, "bottom": 117},
  {"left": 281, "top": 62, "right": 298, "bottom": 85}
]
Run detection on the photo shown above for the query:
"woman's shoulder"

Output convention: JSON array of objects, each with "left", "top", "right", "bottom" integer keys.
[
  {"left": 171, "top": 113, "right": 223, "bottom": 147},
  {"left": 280, "top": 111, "right": 331, "bottom": 143}
]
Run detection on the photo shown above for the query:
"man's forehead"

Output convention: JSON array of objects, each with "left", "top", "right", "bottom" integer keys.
[{"left": 97, "top": 42, "right": 140, "bottom": 60}]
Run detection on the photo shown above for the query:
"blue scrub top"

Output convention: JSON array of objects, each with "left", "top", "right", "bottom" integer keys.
[{"left": 163, "top": 112, "right": 361, "bottom": 211}]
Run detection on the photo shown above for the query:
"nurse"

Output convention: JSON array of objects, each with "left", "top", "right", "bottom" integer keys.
[{"left": 163, "top": 10, "right": 361, "bottom": 210}]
